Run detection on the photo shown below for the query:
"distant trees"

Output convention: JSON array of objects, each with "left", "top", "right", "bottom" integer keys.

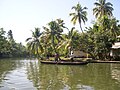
[
  {"left": 8, "top": 30, "right": 14, "bottom": 41},
  {"left": 0, "top": 28, "right": 8, "bottom": 57},
  {"left": 0, "top": 28, "right": 28, "bottom": 58}
]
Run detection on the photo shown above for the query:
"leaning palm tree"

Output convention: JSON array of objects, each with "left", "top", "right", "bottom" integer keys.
[
  {"left": 58, "top": 27, "right": 80, "bottom": 56},
  {"left": 69, "top": 2, "right": 87, "bottom": 33},
  {"left": 93, "top": 0, "right": 113, "bottom": 19},
  {"left": 64, "top": 27, "right": 80, "bottom": 50},
  {"left": 26, "top": 28, "right": 43, "bottom": 58}
]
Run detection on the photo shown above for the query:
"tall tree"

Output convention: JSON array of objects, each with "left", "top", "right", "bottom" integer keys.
[
  {"left": 58, "top": 27, "right": 80, "bottom": 56},
  {"left": 0, "top": 28, "right": 7, "bottom": 56},
  {"left": 93, "top": 0, "right": 113, "bottom": 19},
  {"left": 26, "top": 28, "right": 43, "bottom": 58},
  {"left": 7, "top": 30, "right": 17, "bottom": 57},
  {"left": 69, "top": 2, "right": 87, "bottom": 33},
  {"left": 43, "top": 19, "right": 66, "bottom": 55},
  {"left": 7, "top": 30, "right": 14, "bottom": 41}
]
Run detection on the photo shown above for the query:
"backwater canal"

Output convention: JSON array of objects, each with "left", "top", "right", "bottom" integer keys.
[{"left": 0, "top": 58, "right": 120, "bottom": 90}]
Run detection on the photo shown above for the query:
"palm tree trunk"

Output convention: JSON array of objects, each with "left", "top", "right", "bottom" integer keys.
[
  {"left": 78, "top": 18, "right": 84, "bottom": 33},
  {"left": 52, "top": 36, "right": 57, "bottom": 54},
  {"left": 80, "top": 24, "right": 84, "bottom": 33}
]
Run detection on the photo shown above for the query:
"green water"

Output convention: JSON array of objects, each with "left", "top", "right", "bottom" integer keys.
[{"left": 0, "top": 59, "right": 120, "bottom": 90}]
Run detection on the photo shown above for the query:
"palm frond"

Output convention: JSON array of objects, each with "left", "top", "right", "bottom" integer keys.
[
  {"left": 26, "top": 37, "right": 32, "bottom": 42},
  {"left": 69, "top": 13, "right": 76, "bottom": 16}
]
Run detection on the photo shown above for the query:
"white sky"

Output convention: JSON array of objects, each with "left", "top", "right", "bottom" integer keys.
[{"left": 0, "top": 0, "right": 120, "bottom": 45}]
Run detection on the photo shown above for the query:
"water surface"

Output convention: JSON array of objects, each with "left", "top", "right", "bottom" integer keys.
[{"left": 0, "top": 58, "right": 120, "bottom": 90}]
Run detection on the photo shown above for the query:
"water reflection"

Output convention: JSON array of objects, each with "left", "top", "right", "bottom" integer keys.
[
  {"left": 26, "top": 61, "right": 120, "bottom": 90},
  {"left": 0, "top": 59, "right": 120, "bottom": 90},
  {"left": 0, "top": 59, "right": 17, "bottom": 84},
  {"left": 0, "top": 59, "right": 36, "bottom": 90},
  {"left": 111, "top": 64, "right": 120, "bottom": 83}
]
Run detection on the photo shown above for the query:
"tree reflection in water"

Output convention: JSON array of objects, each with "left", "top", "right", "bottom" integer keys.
[
  {"left": 26, "top": 61, "right": 120, "bottom": 90},
  {"left": 111, "top": 64, "right": 120, "bottom": 83},
  {"left": 1, "top": 59, "right": 120, "bottom": 90},
  {"left": 0, "top": 59, "right": 17, "bottom": 84}
]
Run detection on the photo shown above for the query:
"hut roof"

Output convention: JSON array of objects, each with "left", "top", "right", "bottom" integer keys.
[{"left": 112, "top": 46, "right": 120, "bottom": 49}]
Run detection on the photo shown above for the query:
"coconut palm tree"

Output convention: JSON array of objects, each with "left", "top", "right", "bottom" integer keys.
[
  {"left": 43, "top": 19, "right": 66, "bottom": 55},
  {"left": 65, "top": 27, "right": 80, "bottom": 50},
  {"left": 93, "top": 0, "right": 113, "bottom": 19},
  {"left": 69, "top": 2, "right": 87, "bottom": 33},
  {"left": 58, "top": 27, "right": 80, "bottom": 56},
  {"left": 26, "top": 28, "right": 43, "bottom": 58},
  {"left": 40, "top": 30, "right": 53, "bottom": 58}
]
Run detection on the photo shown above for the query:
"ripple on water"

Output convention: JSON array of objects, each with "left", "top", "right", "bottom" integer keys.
[{"left": 0, "top": 66, "right": 36, "bottom": 90}]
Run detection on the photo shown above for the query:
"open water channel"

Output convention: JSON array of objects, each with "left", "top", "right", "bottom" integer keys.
[{"left": 0, "top": 58, "right": 120, "bottom": 90}]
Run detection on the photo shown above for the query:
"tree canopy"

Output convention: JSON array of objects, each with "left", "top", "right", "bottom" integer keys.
[{"left": 0, "top": 1, "right": 120, "bottom": 60}]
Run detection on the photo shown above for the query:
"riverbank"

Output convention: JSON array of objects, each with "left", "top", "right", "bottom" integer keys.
[
  {"left": 89, "top": 60, "right": 120, "bottom": 64},
  {"left": 43, "top": 57, "right": 120, "bottom": 64}
]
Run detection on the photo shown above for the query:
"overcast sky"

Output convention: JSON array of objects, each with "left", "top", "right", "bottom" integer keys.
[{"left": 0, "top": 0, "right": 119, "bottom": 45}]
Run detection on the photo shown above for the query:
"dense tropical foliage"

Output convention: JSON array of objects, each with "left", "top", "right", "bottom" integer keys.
[
  {"left": 25, "top": 1, "right": 120, "bottom": 60},
  {"left": 0, "top": 1, "right": 120, "bottom": 60},
  {"left": 0, "top": 29, "right": 28, "bottom": 58}
]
